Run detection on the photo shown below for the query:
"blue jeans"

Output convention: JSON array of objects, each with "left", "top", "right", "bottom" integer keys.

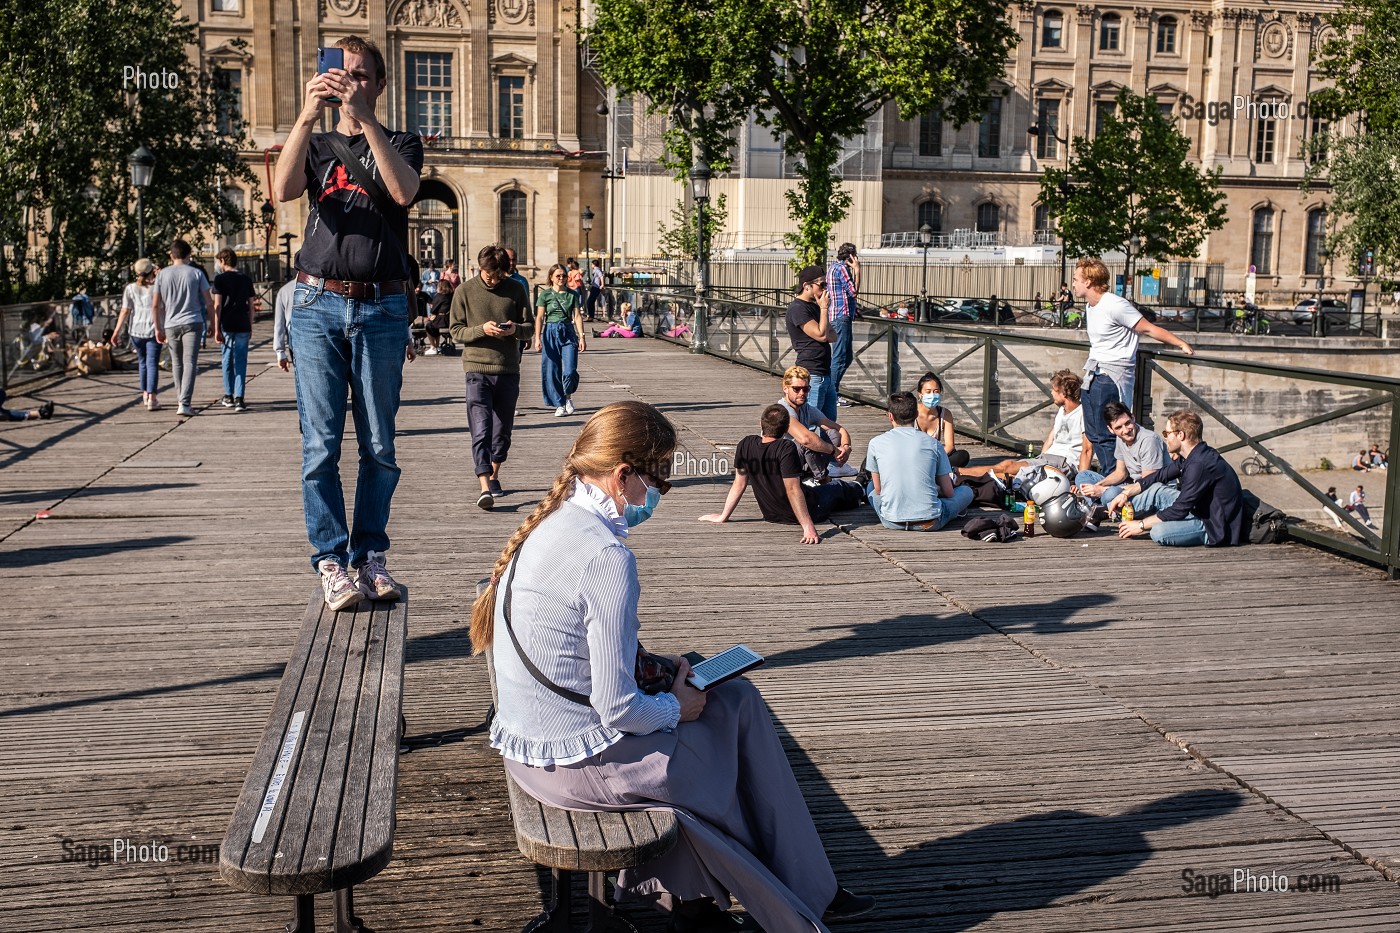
[
  {"left": 1138, "top": 483, "right": 1209, "bottom": 546},
  {"left": 290, "top": 282, "right": 409, "bottom": 569},
  {"left": 131, "top": 335, "right": 160, "bottom": 395},
  {"left": 810, "top": 373, "right": 837, "bottom": 421},
  {"left": 830, "top": 315, "right": 853, "bottom": 399},
  {"left": 540, "top": 321, "right": 579, "bottom": 407},
  {"left": 867, "top": 481, "right": 975, "bottom": 531},
  {"left": 1082, "top": 373, "right": 1122, "bottom": 474},
  {"left": 221, "top": 331, "right": 250, "bottom": 397}
]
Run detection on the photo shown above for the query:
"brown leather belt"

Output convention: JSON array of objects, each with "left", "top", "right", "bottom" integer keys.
[{"left": 296, "top": 272, "right": 405, "bottom": 299}]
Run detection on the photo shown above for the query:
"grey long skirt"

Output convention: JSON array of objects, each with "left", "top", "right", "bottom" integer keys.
[{"left": 505, "top": 678, "right": 836, "bottom": 933}]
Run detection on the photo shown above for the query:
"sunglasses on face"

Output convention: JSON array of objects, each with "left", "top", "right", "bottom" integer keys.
[{"left": 788, "top": 384, "right": 811, "bottom": 393}]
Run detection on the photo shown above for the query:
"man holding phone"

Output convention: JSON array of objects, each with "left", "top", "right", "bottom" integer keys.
[{"left": 272, "top": 35, "right": 423, "bottom": 611}]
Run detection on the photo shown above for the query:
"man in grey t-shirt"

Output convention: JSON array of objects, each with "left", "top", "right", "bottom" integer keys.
[
  {"left": 1073, "top": 400, "right": 1169, "bottom": 512},
  {"left": 778, "top": 365, "right": 854, "bottom": 482},
  {"left": 152, "top": 238, "right": 212, "bottom": 417}
]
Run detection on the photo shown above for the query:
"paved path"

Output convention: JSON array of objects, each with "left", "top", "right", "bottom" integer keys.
[{"left": 2, "top": 337, "right": 1398, "bottom": 931}]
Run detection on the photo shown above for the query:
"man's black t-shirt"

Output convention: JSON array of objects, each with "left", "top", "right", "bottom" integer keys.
[
  {"left": 297, "top": 129, "right": 424, "bottom": 283},
  {"left": 736, "top": 434, "right": 805, "bottom": 524},
  {"left": 212, "top": 270, "right": 255, "bottom": 333},
  {"left": 785, "top": 297, "right": 830, "bottom": 376}
]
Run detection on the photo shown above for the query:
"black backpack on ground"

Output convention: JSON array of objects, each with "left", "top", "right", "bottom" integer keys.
[{"left": 1242, "top": 489, "right": 1288, "bottom": 544}]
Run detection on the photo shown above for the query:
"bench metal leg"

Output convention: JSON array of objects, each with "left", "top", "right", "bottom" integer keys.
[
  {"left": 335, "top": 887, "right": 370, "bottom": 933},
  {"left": 524, "top": 869, "right": 638, "bottom": 933},
  {"left": 285, "top": 894, "right": 314, "bottom": 933}
]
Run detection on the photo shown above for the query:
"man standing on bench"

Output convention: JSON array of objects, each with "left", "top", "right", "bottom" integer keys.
[{"left": 273, "top": 35, "right": 422, "bottom": 610}]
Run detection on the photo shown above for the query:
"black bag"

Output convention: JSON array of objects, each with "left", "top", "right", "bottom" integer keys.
[
  {"left": 1242, "top": 489, "right": 1287, "bottom": 544},
  {"left": 961, "top": 513, "right": 1023, "bottom": 542},
  {"left": 960, "top": 471, "right": 1014, "bottom": 509}
]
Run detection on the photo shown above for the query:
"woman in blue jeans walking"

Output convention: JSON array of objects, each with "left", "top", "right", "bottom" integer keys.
[
  {"left": 533, "top": 264, "right": 586, "bottom": 417},
  {"left": 112, "top": 259, "right": 162, "bottom": 410}
]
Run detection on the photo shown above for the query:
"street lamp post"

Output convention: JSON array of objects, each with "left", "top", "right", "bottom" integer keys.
[
  {"left": 581, "top": 204, "right": 594, "bottom": 273},
  {"left": 1126, "top": 234, "right": 1142, "bottom": 301},
  {"left": 918, "top": 223, "right": 933, "bottom": 322},
  {"left": 689, "top": 158, "right": 712, "bottom": 352},
  {"left": 1313, "top": 243, "right": 1331, "bottom": 338},
  {"left": 128, "top": 145, "right": 156, "bottom": 258},
  {"left": 1028, "top": 121, "right": 1071, "bottom": 297},
  {"left": 260, "top": 199, "right": 276, "bottom": 282}
]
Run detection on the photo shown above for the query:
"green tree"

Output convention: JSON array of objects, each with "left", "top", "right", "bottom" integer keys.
[
  {"left": 1039, "top": 88, "right": 1226, "bottom": 279},
  {"left": 0, "top": 0, "right": 255, "bottom": 302},
  {"left": 588, "top": 0, "right": 1018, "bottom": 268},
  {"left": 656, "top": 194, "right": 728, "bottom": 261},
  {"left": 1304, "top": 0, "right": 1400, "bottom": 281}
]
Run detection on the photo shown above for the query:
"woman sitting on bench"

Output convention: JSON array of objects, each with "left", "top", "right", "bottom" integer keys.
[{"left": 471, "top": 400, "right": 874, "bottom": 933}]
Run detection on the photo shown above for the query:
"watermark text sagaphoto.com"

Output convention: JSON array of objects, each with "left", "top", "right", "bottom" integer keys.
[
  {"left": 1177, "top": 95, "right": 1310, "bottom": 125},
  {"left": 1181, "top": 867, "right": 1342, "bottom": 898},
  {"left": 61, "top": 837, "right": 219, "bottom": 868}
]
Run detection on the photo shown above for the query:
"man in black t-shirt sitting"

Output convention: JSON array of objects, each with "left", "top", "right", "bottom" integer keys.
[
  {"left": 211, "top": 248, "right": 256, "bottom": 412},
  {"left": 698, "top": 405, "right": 864, "bottom": 544},
  {"left": 272, "top": 34, "right": 422, "bottom": 611}
]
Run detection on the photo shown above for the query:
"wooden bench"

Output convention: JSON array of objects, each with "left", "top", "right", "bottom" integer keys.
[
  {"left": 479, "top": 582, "right": 679, "bottom": 933},
  {"left": 220, "top": 589, "right": 408, "bottom": 933}
]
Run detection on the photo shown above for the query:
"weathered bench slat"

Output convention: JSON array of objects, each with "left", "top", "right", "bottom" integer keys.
[
  {"left": 330, "top": 599, "right": 392, "bottom": 883},
  {"left": 357, "top": 598, "right": 406, "bottom": 881}
]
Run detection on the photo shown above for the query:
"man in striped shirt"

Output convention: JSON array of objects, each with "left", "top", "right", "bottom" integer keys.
[{"left": 826, "top": 242, "right": 859, "bottom": 415}]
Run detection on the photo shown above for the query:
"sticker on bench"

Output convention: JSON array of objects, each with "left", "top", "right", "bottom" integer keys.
[{"left": 252, "top": 711, "right": 306, "bottom": 844}]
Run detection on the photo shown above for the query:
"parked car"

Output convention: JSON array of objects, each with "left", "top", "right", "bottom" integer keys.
[{"left": 1292, "top": 297, "right": 1346, "bottom": 326}]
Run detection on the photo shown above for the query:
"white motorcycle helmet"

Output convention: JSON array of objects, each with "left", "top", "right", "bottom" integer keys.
[{"left": 1027, "top": 465, "right": 1072, "bottom": 506}]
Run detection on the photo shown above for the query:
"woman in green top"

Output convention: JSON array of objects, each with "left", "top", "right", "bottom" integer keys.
[{"left": 533, "top": 263, "right": 587, "bottom": 416}]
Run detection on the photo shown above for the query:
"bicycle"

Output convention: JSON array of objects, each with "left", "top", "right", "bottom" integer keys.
[
  {"left": 1240, "top": 454, "right": 1282, "bottom": 475},
  {"left": 1227, "top": 304, "right": 1271, "bottom": 336}
]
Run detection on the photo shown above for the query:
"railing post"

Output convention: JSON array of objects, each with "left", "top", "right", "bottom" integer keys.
[
  {"left": 1134, "top": 350, "right": 1155, "bottom": 427},
  {"left": 768, "top": 308, "right": 779, "bottom": 371},
  {"left": 982, "top": 335, "right": 1000, "bottom": 445},
  {"left": 885, "top": 322, "right": 900, "bottom": 399},
  {"left": 1384, "top": 389, "right": 1400, "bottom": 579},
  {"left": 0, "top": 305, "right": 8, "bottom": 392}
]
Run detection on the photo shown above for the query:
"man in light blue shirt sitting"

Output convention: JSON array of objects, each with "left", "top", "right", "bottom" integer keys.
[{"left": 865, "top": 391, "right": 975, "bottom": 531}]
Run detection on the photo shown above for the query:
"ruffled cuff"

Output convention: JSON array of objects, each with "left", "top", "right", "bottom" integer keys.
[{"left": 490, "top": 719, "right": 624, "bottom": 767}]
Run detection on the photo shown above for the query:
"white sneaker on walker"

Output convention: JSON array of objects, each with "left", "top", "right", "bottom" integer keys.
[
  {"left": 554, "top": 406, "right": 566, "bottom": 417},
  {"left": 564, "top": 399, "right": 575, "bottom": 415}
]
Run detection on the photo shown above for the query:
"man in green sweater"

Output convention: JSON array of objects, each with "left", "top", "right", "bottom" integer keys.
[{"left": 451, "top": 244, "right": 535, "bottom": 510}]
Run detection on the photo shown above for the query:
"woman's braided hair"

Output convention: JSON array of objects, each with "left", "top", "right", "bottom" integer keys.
[{"left": 469, "top": 400, "right": 676, "bottom": 654}]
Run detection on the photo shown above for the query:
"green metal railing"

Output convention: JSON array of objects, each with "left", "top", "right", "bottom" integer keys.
[{"left": 609, "top": 286, "right": 1399, "bottom": 578}]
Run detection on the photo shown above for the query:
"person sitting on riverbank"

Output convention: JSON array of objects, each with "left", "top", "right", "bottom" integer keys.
[
  {"left": 699, "top": 404, "right": 865, "bottom": 544},
  {"left": 1352, "top": 450, "right": 1373, "bottom": 472},
  {"left": 1369, "top": 444, "right": 1388, "bottom": 469},
  {"left": 865, "top": 392, "right": 974, "bottom": 531}
]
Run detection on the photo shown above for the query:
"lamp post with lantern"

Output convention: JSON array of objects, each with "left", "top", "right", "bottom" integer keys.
[
  {"left": 128, "top": 145, "right": 156, "bottom": 258},
  {"left": 260, "top": 199, "right": 276, "bottom": 281},
  {"left": 918, "top": 222, "right": 933, "bottom": 322},
  {"left": 689, "top": 158, "right": 712, "bottom": 352}
]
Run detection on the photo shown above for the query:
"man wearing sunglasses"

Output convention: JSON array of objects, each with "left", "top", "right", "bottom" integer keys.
[
  {"left": 786, "top": 265, "right": 838, "bottom": 420},
  {"left": 779, "top": 365, "right": 857, "bottom": 483}
]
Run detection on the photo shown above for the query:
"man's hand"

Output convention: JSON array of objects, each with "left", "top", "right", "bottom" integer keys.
[
  {"left": 337, "top": 70, "right": 376, "bottom": 124},
  {"left": 1178, "top": 340, "right": 1195, "bottom": 356},
  {"left": 697, "top": 513, "right": 726, "bottom": 524},
  {"left": 800, "top": 523, "right": 820, "bottom": 544},
  {"left": 817, "top": 286, "right": 830, "bottom": 313},
  {"left": 300, "top": 72, "right": 341, "bottom": 120},
  {"left": 154, "top": 328, "right": 166, "bottom": 345},
  {"left": 483, "top": 321, "right": 513, "bottom": 338},
  {"left": 405, "top": 342, "right": 416, "bottom": 363},
  {"left": 1076, "top": 482, "right": 1103, "bottom": 498},
  {"left": 277, "top": 357, "right": 292, "bottom": 373},
  {"left": 1118, "top": 519, "right": 1149, "bottom": 539},
  {"left": 1108, "top": 491, "right": 1129, "bottom": 511},
  {"left": 671, "top": 660, "right": 707, "bottom": 722},
  {"left": 212, "top": 329, "right": 223, "bottom": 345},
  {"left": 834, "top": 443, "right": 852, "bottom": 466}
]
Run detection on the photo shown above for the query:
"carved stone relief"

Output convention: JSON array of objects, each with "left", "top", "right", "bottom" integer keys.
[
  {"left": 393, "top": 0, "right": 464, "bottom": 28},
  {"left": 1258, "top": 20, "right": 1291, "bottom": 60},
  {"left": 320, "top": 0, "right": 366, "bottom": 18},
  {"left": 489, "top": 0, "right": 533, "bottom": 26}
]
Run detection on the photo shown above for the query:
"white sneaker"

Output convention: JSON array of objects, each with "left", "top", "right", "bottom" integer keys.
[
  {"left": 565, "top": 399, "right": 575, "bottom": 415},
  {"left": 827, "top": 462, "right": 859, "bottom": 478},
  {"left": 422, "top": 346, "right": 438, "bottom": 355},
  {"left": 354, "top": 550, "right": 402, "bottom": 601},
  {"left": 554, "top": 406, "right": 567, "bottom": 417},
  {"left": 177, "top": 406, "right": 195, "bottom": 417},
  {"left": 319, "top": 559, "right": 362, "bottom": 612}
]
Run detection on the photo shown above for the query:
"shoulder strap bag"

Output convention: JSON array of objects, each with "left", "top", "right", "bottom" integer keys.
[{"left": 322, "top": 132, "right": 410, "bottom": 271}]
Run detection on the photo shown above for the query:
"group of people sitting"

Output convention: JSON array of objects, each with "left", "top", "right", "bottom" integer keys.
[
  {"left": 1353, "top": 445, "right": 1389, "bottom": 471},
  {"left": 700, "top": 363, "right": 1253, "bottom": 548}
]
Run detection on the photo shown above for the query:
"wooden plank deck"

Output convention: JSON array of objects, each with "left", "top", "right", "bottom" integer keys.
[{"left": 1, "top": 336, "right": 1398, "bottom": 931}]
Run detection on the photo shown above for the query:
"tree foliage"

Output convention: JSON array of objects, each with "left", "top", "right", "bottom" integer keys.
[
  {"left": 588, "top": 0, "right": 1018, "bottom": 268},
  {"left": 1040, "top": 88, "right": 1227, "bottom": 273},
  {"left": 0, "top": 0, "right": 255, "bottom": 301},
  {"left": 1304, "top": 0, "right": 1400, "bottom": 281},
  {"left": 656, "top": 194, "right": 728, "bottom": 261}
]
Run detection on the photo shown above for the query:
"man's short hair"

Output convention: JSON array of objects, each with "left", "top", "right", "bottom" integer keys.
[
  {"left": 169, "top": 239, "right": 192, "bottom": 260},
  {"left": 796, "top": 265, "right": 824, "bottom": 291},
  {"left": 337, "top": 36, "right": 386, "bottom": 84},
  {"left": 216, "top": 248, "right": 238, "bottom": 268},
  {"left": 1051, "top": 369, "right": 1082, "bottom": 403},
  {"left": 782, "top": 365, "right": 810, "bottom": 386},
  {"left": 836, "top": 243, "right": 857, "bottom": 262},
  {"left": 761, "top": 404, "right": 791, "bottom": 438},
  {"left": 1166, "top": 408, "right": 1203, "bottom": 443},
  {"left": 1103, "top": 400, "right": 1133, "bottom": 425},
  {"left": 887, "top": 391, "right": 919, "bottom": 426},
  {"left": 1076, "top": 257, "right": 1110, "bottom": 291},
  {"left": 477, "top": 244, "right": 508, "bottom": 275}
]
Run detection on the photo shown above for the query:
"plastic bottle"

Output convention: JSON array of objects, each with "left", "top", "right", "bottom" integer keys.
[
  {"left": 1024, "top": 499, "right": 1038, "bottom": 537},
  {"left": 1121, "top": 501, "right": 1135, "bottom": 524}
]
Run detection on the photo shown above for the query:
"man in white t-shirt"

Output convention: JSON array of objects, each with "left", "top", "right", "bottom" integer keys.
[
  {"left": 961, "top": 369, "right": 1090, "bottom": 482},
  {"left": 1073, "top": 256, "right": 1194, "bottom": 473}
]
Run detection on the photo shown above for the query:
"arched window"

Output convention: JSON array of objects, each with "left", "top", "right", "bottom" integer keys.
[
  {"left": 1100, "top": 14, "right": 1121, "bottom": 51},
  {"left": 917, "top": 200, "right": 942, "bottom": 233},
  {"left": 1304, "top": 208, "right": 1327, "bottom": 276},
  {"left": 1156, "top": 16, "right": 1178, "bottom": 54},
  {"left": 499, "top": 190, "right": 528, "bottom": 264},
  {"left": 1250, "top": 207, "right": 1274, "bottom": 275},
  {"left": 1042, "top": 10, "right": 1063, "bottom": 48},
  {"left": 976, "top": 202, "right": 1001, "bottom": 234}
]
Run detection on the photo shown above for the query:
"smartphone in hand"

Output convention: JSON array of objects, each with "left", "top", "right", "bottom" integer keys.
[{"left": 317, "top": 47, "right": 344, "bottom": 104}]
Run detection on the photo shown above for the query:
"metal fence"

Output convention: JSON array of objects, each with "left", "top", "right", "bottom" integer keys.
[
  {"left": 610, "top": 287, "right": 1399, "bottom": 578},
  {"left": 2, "top": 295, "right": 121, "bottom": 391}
]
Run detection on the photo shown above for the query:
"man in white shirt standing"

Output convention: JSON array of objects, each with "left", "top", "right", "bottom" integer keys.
[{"left": 1073, "top": 256, "right": 1194, "bottom": 473}]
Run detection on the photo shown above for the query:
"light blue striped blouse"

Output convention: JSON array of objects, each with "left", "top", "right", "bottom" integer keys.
[{"left": 490, "top": 486, "right": 681, "bottom": 766}]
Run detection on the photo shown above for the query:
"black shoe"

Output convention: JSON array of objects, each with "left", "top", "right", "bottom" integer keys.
[
  {"left": 221, "top": 395, "right": 234, "bottom": 408},
  {"left": 824, "top": 887, "right": 876, "bottom": 921},
  {"left": 855, "top": 468, "right": 872, "bottom": 489},
  {"left": 668, "top": 898, "right": 761, "bottom": 933},
  {"left": 488, "top": 479, "right": 504, "bottom": 497},
  {"left": 38, "top": 400, "right": 55, "bottom": 420},
  {"left": 234, "top": 397, "right": 247, "bottom": 412},
  {"left": 476, "top": 490, "right": 495, "bottom": 511}
]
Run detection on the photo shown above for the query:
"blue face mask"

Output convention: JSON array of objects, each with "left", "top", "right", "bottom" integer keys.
[
  {"left": 922, "top": 392, "right": 941, "bottom": 408},
  {"left": 624, "top": 477, "right": 663, "bottom": 527}
]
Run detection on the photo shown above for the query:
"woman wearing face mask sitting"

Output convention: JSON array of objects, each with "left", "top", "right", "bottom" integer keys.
[
  {"left": 471, "top": 400, "right": 874, "bottom": 933},
  {"left": 915, "top": 372, "right": 969, "bottom": 468}
]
